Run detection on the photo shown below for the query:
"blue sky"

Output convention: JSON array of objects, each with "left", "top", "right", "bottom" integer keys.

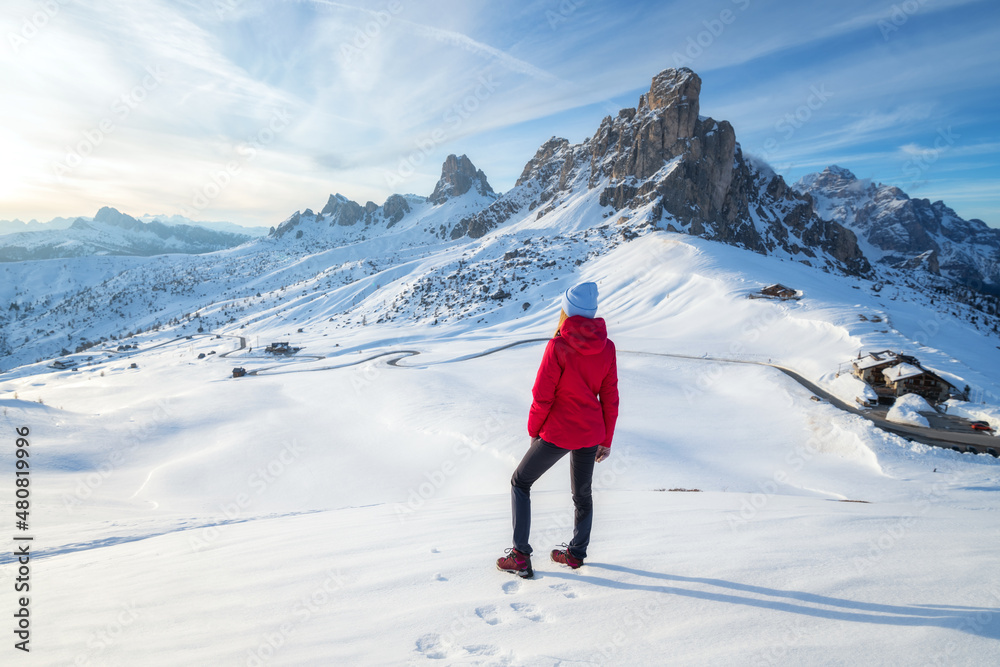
[{"left": 1, "top": 0, "right": 997, "bottom": 228}]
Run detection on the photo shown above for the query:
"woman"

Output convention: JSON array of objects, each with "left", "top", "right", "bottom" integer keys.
[{"left": 497, "top": 281, "right": 619, "bottom": 578}]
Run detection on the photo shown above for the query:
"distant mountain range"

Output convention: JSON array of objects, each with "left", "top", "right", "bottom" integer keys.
[
  {"left": 1, "top": 66, "right": 997, "bottom": 371},
  {"left": 0, "top": 207, "right": 258, "bottom": 261},
  {"left": 0, "top": 217, "right": 79, "bottom": 234},
  {"left": 796, "top": 166, "right": 1000, "bottom": 293},
  {"left": 0, "top": 214, "right": 268, "bottom": 237}
]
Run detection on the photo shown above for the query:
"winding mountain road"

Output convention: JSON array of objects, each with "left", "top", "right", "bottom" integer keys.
[
  {"left": 222, "top": 335, "right": 996, "bottom": 456},
  {"left": 623, "top": 350, "right": 998, "bottom": 456}
]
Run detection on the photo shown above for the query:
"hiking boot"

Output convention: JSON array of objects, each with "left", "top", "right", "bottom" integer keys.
[
  {"left": 496, "top": 547, "right": 533, "bottom": 578},
  {"left": 550, "top": 546, "right": 583, "bottom": 569}
]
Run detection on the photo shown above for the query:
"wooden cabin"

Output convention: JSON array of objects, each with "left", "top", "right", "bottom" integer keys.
[
  {"left": 760, "top": 284, "right": 799, "bottom": 299},
  {"left": 881, "top": 363, "right": 955, "bottom": 403},
  {"left": 852, "top": 350, "right": 907, "bottom": 384},
  {"left": 264, "top": 341, "right": 298, "bottom": 354}
]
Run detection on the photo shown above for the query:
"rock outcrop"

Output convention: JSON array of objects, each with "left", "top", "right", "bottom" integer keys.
[
  {"left": 320, "top": 194, "right": 365, "bottom": 226},
  {"left": 382, "top": 194, "right": 411, "bottom": 227},
  {"left": 427, "top": 154, "right": 495, "bottom": 204},
  {"left": 456, "top": 67, "right": 871, "bottom": 276},
  {"left": 271, "top": 155, "right": 492, "bottom": 241}
]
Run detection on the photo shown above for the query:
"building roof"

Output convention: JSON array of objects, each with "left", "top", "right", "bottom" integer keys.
[
  {"left": 854, "top": 350, "right": 900, "bottom": 370},
  {"left": 882, "top": 363, "right": 924, "bottom": 382}
]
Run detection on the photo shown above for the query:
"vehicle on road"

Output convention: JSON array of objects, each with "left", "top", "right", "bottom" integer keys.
[{"left": 970, "top": 420, "right": 994, "bottom": 433}]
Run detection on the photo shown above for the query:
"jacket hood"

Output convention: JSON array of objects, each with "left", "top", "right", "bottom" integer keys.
[{"left": 559, "top": 316, "right": 608, "bottom": 355}]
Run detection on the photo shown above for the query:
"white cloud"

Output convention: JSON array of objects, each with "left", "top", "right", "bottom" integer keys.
[{"left": 0, "top": 0, "right": 996, "bottom": 226}]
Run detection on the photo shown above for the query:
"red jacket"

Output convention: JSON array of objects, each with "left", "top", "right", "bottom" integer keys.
[{"left": 527, "top": 316, "right": 619, "bottom": 449}]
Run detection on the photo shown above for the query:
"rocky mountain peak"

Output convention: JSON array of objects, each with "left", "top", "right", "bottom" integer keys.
[
  {"left": 823, "top": 165, "right": 858, "bottom": 181},
  {"left": 427, "top": 154, "right": 495, "bottom": 204},
  {"left": 827, "top": 164, "right": 857, "bottom": 179},
  {"left": 795, "top": 167, "right": 875, "bottom": 208},
  {"left": 320, "top": 194, "right": 364, "bottom": 226},
  {"left": 642, "top": 67, "right": 701, "bottom": 128},
  {"left": 592, "top": 67, "right": 716, "bottom": 184},
  {"left": 456, "top": 65, "right": 871, "bottom": 276},
  {"left": 93, "top": 206, "right": 141, "bottom": 230},
  {"left": 797, "top": 165, "right": 1000, "bottom": 291},
  {"left": 809, "top": 165, "right": 858, "bottom": 188}
]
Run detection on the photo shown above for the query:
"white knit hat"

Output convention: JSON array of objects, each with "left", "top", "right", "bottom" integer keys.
[{"left": 561, "top": 282, "right": 599, "bottom": 319}]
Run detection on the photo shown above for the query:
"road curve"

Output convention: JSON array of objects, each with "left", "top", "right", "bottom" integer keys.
[
  {"left": 222, "top": 333, "right": 997, "bottom": 456},
  {"left": 621, "top": 350, "right": 998, "bottom": 455}
]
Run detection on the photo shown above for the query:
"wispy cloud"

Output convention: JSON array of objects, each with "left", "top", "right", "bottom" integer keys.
[{"left": 0, "top": 0, "right": 996, "bottom": 226}]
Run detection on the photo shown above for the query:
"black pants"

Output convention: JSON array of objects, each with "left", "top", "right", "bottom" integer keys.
[{"left": 511, "top": 437, "right": 598, "bottom": 560}]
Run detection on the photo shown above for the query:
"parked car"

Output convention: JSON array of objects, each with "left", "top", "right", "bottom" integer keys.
[{"left": 970, "top": 420, "right": 994, "bottom": 433}]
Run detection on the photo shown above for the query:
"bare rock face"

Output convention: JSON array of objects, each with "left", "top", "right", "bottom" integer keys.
[
  {"left": 592, "top": 68, "right": 704, "bottom": 183},
  {"left": 382, "top": 194, "right": 410, "bottom": 228},
  {"left": 321, "top": 194, "right": 364, "bottom": 226},
  {"left": 457, "top": 66, "right": 870, "bottom": 276},
  {"left": 273, "top": 191, "right": 414, "bottom": 240},
  {"left": 896, "top": 250, "right": 941, "bottom": 275},
  {"left": 427, "top": 154, "right": 495, "bottom": 204},
  {"left": 586, "top": 69, "right": 870, "bottom": 274},
  {"left": 585, "top": 67, "right": 869, "bottom": 275}
]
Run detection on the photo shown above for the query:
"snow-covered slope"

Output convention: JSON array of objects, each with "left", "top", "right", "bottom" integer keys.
[
  {"left": 1, "top": 67, "right": 1000, "bottom": 663},
  {"left": 797, "top": 166, "right": 1000, "bottom": 292},
  {"left": 2, "top": 227, "right": 999, "bottom": 664}
]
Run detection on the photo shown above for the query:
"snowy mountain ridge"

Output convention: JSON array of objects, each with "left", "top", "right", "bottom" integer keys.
[
  {"left": 453, "top": 68, "right": 871, "bottom": 277},
  {"left": 796, "top": 165, "right": 1000, "bottom": 293},
  {"left": 1, "top": 67, "right": 998, "bottom": 375},
  {"left": 0, "top": 206, "right": 253, "bottom": 262},
  {"left": 2, "top": 67, "right": 1000, "bottom": 667}
]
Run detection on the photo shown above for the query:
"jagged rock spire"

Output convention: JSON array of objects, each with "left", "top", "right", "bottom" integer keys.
[{"left": 427, "top": 154, "right": 495, "bottom": 204}]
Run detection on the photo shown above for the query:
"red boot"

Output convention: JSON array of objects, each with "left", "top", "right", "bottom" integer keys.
[
  {"left": 550, "top": 547, "right": 583, "bottom": 569},
  {"left": 496, "top": 548, "right": 533, "bottom": 578}
]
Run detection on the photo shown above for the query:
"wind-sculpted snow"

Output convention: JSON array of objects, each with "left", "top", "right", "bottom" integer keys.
[{"left": 3, "top": 65, "right": 1000, "bottom": 665}]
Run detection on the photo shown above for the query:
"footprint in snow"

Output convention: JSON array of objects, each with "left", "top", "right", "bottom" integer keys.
[
  {"left": 462, "top": 644, "right": 519, "bottom": 664},
  {"left": 475, "top": 605, "right": 501, "bottom": 626},
  {"left": 549, "top": 583, "right": 578, "bottom": 599},
  {"left": 501, "top": 580, "right": 520, "bottom": 595},
  {"left": 415, "top": 633, "right": 451, "bottom": 660},
  {"left": 510, "top": 601, "right": 546, "bottom": 623}
]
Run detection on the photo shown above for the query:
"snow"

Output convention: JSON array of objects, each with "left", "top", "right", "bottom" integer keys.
[
  {"left": 944, "top": 400, "right": 1000, "bottom": 434},
  {"left": 883, "top": 362, "right": 924, "bottom": 383},
  {"left": 853, "top": 351, "right": 899, "bottom": 371},
  {"left": 827, "top": 372, "right": 879, "bottom": 406},
  {"left": 2, "top": 186, "right": 1000, "bottom": 663},
  {"left": 886, "top": 393, "right": 935, "bottom": 428}
]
